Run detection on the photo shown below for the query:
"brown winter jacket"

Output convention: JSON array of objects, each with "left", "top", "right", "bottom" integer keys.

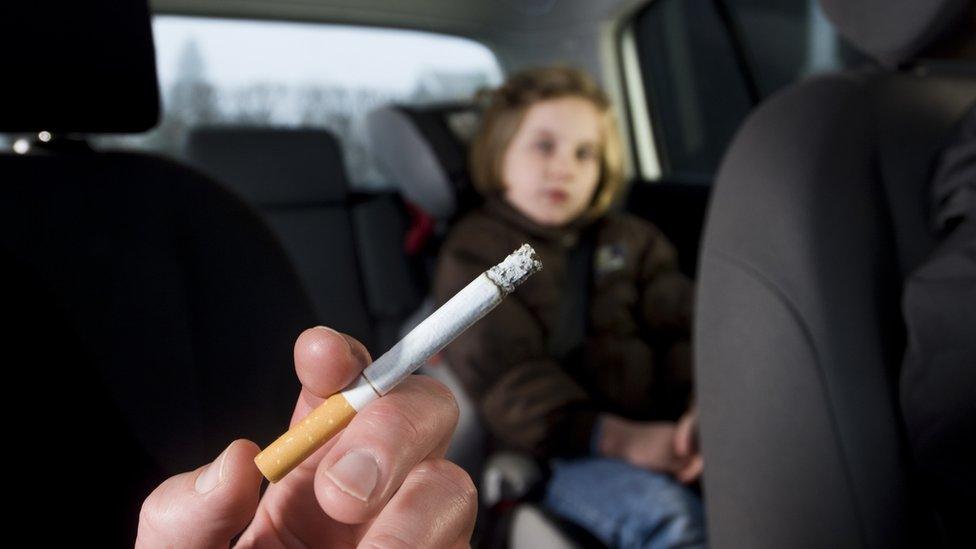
[{"left": 434, "top": 198, "right": 694, "bottom": 458}]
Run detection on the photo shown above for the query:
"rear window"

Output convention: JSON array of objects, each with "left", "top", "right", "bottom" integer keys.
[
  {"left": 626, "top": 0, "right": 870, "bottom": 183},
  {"left": 96, "top": 16, "right": 502, "bottom": 189}
]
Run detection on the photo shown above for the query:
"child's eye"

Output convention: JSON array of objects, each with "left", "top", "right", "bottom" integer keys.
[
  {"left": 576, "top": 146, "right": 597, "bottom": 161},
  {"left": 534, "top": 140, "right": 555, "bottom": 154}
]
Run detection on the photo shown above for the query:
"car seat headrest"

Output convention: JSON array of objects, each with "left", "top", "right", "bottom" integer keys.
[
  {"left": 820, "top": 0, "right": 974, "bottom": 66},
  {"left": 1, "top": 0, "right": 160, "bottom": 133},
  {"left": 184, "top": 127, "right": 350, "bottom": 206},
  {"left": 366, "top": 103, "right": 480, "bottom": 220}
]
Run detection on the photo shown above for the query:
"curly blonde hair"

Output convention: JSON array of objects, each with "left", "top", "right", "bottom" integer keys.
[{"left": 470, "top": 66, "right": 625, "bottom": 220}]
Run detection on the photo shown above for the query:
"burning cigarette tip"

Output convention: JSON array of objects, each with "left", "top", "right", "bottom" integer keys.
[{"left": 487, "top": 244, "right": 543, "bottom": 293}]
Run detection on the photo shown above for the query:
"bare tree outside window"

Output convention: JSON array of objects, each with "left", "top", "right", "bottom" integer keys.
[{"left": 94, "top": 17, "right": 501, "bottom": 190}]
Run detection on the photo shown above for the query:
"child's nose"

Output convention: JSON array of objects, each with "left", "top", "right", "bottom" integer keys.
[{"left": 548, "top": 152, "right": 576, "bottom": 181}]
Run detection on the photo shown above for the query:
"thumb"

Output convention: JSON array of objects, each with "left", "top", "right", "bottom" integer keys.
[
  {"left": 673, "top": 421, "right": 691, "bottom": 458},
  {"left": 673, "top": 410, "right": 698, "bottom": 458},
  {"left": 136, "top": 439, "right": 263, "bottom": 548}
]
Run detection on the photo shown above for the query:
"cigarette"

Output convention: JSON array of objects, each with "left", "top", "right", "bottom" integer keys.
[{"left": 254, "top": 244, "right": 543, "bottom": 483}]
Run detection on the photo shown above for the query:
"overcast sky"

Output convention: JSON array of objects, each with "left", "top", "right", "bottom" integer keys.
[{"left": 153, "top": 16, "right": 502, "bottom": 93}]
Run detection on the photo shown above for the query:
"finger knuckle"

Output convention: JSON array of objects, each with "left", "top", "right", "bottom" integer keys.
[
  {"left": 366, "top": 398, "right": 425, "bottom": 441},
  {"left": 416, "top": 460, "right": 478, "bottom": 510},
  {"left": 410, "top": 375, "right": 460, "bottom": 427}
]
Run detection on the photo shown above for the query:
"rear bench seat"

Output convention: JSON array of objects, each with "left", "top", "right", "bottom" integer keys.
[
  {"left": 185, "top": 126, "right": 424, "bottom": 355},
  {"left": 185, "top": 127, "right": 374, "bottom": 347}
]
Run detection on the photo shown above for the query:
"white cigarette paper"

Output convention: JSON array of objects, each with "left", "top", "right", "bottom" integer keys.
[{"left": 255, "top": 244, "right": 542, "bottom": 482}]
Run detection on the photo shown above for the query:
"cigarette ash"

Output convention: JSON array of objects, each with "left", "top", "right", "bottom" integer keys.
[{"left": 486, "top": 244, "right": 543, "bottom": 293}]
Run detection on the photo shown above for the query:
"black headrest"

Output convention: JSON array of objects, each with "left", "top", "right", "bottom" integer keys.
[
  {"left": 185, "top": 127, "right": 351, "bottom": 206},
  {"left": 0, "top": 1, "right": 160, "bottom": 133},
  {"left": 366, "top": 103, "right": 480, "bottom": 220},
  {"left": 820, "top": 0, "right": 973, "bottom": 66}
]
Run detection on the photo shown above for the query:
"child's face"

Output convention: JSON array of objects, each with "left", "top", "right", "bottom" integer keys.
[{"left": 501, "top": 96, "right": 602, "bottom": 227}]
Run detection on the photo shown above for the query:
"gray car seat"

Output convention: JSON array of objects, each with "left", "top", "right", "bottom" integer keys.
[
  {"left": 351, "top": 191, "right": 428, "bottom": 353},
  {"left": 366, "top": 102, "right": 481, "bottom": 227},
  {"left": 185, "top": 127, "right": 374, "bottom": 348},
  {"left": 186, "top": 127, "right": 426, "bottom": 356},
  {"left": 694, "top": 0, "right": 976, "bottom": 547}
]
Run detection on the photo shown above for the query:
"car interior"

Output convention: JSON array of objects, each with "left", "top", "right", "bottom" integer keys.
[{"left": 1, "top": 0, "right": 973, "bottom": 546}]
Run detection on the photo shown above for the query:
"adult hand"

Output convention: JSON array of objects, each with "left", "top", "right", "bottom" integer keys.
[
  {"left": 598, "top": 414, "right": 684, "bottom": 474},
  {"left": 136, "top": 326, "right": 476, "bottom": 548},
  {"left": 673, "top": 406, "right": 703, "bottom": 484}
]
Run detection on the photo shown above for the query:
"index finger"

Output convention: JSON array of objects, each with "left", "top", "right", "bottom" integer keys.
[
  {"left": 294, "top": 326, "right": 372, "bottom": 401},
  {"left": 282, "top": 327, "right": 372, "bottom": 474},
  {"left": 244, "top": 327, "right": 374, "bottom": 541}
]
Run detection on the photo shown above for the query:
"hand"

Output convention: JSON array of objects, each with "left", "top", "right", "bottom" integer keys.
[
  {"left": 598, "top": 414, "right": 684, "bottom": 474},
  {"left": 136, "top": 326, "right": 476, "bottom": 548},
  {"left": 673, "top": 406, "right": 703, "bottom": 484}
]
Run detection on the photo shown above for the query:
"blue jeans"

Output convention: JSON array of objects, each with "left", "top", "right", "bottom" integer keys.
[{"left": 542, "top": 457, "right": 706, "bottom": 549}]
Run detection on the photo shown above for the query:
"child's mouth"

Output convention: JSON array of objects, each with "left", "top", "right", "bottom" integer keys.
[{"left": 543, "top": 189, "right": 569, "bottom": 203}]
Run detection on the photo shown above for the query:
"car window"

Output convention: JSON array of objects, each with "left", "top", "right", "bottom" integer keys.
[
  {"left": 93, "top": 16, "right": 502, "bottom": 190},
  {"left": 627, "top": 0, "right": 870, "bottom": 183}
]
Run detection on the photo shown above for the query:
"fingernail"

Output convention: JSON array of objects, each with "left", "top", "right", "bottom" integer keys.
[
  {"left": 325, "top": 450, "right": 379, "bottom": 502},
  {"left": 195, "top": 445, "right": 229, "bottom": 494}
]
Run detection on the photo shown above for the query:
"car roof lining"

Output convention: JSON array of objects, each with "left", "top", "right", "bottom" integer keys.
[
  {"left": 149, "top": 0, "right": 649, "bottom": 53},
  {"left": 151, "top": 0, "right": 644, "bottom": 33}
]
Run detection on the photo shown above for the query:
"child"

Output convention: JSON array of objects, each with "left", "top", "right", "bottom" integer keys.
[{"left": 435, "top": 66, "right": 705, "bottom": 548}]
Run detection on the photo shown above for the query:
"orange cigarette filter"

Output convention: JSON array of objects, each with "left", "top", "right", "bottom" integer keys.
[{"left": 254, "top": 393, "right": 356, "bottom": 483}]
